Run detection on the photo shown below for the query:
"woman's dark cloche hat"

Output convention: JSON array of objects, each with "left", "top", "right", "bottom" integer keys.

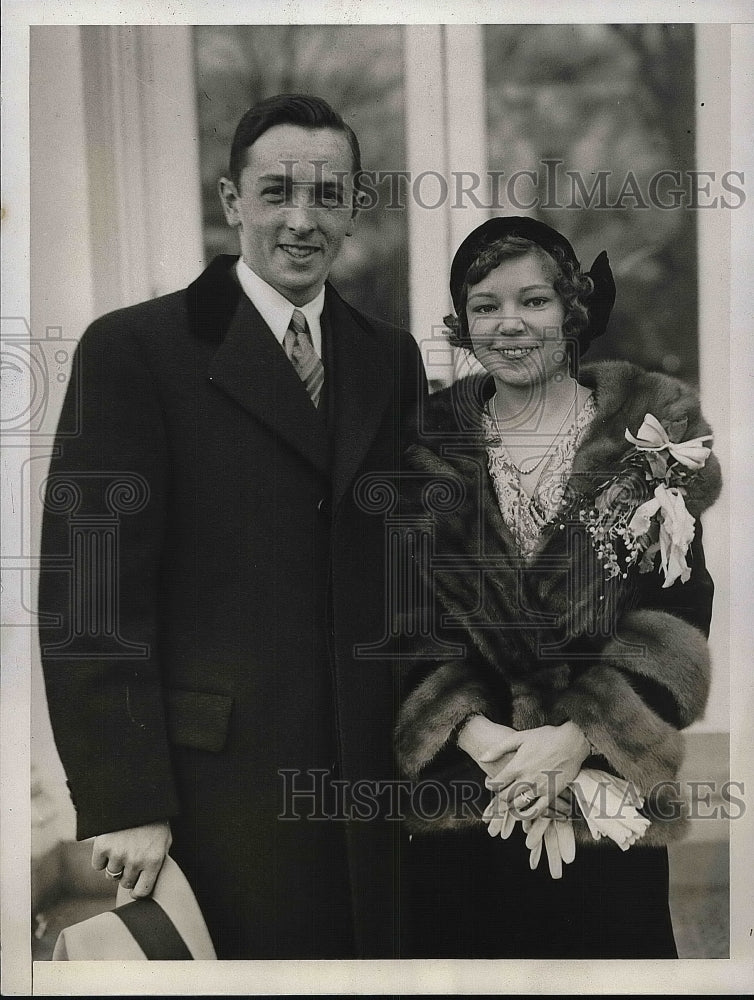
[{"left": 449, "top": 216, "right": 617, "bottom": 354}]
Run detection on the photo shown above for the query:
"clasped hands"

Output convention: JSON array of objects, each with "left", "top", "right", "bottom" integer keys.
[{"left": 457, "top": 715, "right": 590, "bottom": 879}]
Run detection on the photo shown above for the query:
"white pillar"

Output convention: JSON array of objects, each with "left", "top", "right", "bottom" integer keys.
[
  {"left": 728, "top": 25, "right": 754, "bottom": 948},
  {"left": 134, "top": 27, "right": 206, "bottom": 299},
  {"left": 29, "top": 23, "right": 98, "bottom": 850},
  {"left": 79, "top": 25, "right": 204, "bottom": 315},
  {"left": 403, "top": 25, "right": 451, "bottom": 387},
  {"left": 444, "top": 25, "right": 490, "bottom": 257},
  {"left": 694, "top": 24, "right": 731, "bottom": 734},
  {"left": 444, "top": 25, "right": 489, "bottom": 382},
  {"left": 403, "top": 24, "right": 489, "bottom": 388}
]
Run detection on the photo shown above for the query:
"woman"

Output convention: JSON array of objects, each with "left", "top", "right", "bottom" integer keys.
[{"left": 395, "top": 217, "right": 721, "bottom": 958}]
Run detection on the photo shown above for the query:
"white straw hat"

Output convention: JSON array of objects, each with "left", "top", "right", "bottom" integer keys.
[{"left": 52, "top": 855, "right": 217, "bottom": 960}]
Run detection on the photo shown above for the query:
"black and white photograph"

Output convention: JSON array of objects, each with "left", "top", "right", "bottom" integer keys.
[{"left": 2, "top": 1, "right": 752, "bottom": 995}]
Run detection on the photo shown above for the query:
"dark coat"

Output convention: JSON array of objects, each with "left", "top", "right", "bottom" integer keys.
[
  {"left": 38, "top": 255, "right": 427, "bottom": 959},
  {"left": 395, "top": 363, "right": 721, "bottom": 846}
]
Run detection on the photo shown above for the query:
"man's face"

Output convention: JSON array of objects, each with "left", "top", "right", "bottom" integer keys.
[{"left": 218, "top": 124, "right": 358, "bottom": 306}]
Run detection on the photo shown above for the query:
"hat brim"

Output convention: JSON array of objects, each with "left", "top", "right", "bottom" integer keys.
[{"left": 52, "top": 855, "right": 217, "bottom": 960}]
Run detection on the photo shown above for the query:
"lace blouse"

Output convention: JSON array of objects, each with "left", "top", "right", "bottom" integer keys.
[{"left": 482, "top": 394, "right": 597, "bottom": 560}]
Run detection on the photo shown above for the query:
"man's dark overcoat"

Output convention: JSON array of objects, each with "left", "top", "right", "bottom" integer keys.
[{"left": 39, "top": 255, "right": 427, "bottom": 959}]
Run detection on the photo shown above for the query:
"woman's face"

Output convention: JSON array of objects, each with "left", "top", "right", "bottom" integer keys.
[{"left": 466, "top": 252, "right": 567, "bottom": 390}]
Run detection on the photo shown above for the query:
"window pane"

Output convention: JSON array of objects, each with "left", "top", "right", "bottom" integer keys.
[
  {"left": 193, "top": 25, "right": 409, "bottom": 329},
  {"left": 484, "top": 24, "right": 698, "bottom": 382}
]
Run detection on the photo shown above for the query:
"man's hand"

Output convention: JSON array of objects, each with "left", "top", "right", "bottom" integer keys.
[
  {"left": 481, "top": 722, "right": 590, "bottom": 820},
  {"left": 91, "top": 820, "right": 172, "bottom": 898}
]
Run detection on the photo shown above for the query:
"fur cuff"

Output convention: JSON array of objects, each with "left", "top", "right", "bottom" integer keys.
[
  {"left": 551, "top": 663, "right": 684, "bottom": 794},
  {"left": 550, "top": 608, "right": 710, "bottom": 792},
  {"left": 396, "top": 661, "right": 495, "bottom": 780},
  {"left": 601, "top": 609, "right": 710, "bottom": 727}
]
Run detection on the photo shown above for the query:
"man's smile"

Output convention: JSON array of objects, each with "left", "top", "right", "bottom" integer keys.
[{"left": 279, "top": 244, "right": 321, "bottom": 260}]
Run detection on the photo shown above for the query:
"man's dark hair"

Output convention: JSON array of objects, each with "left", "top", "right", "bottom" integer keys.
[{"left": 228, "top": 93, "right": 362, "bottom": 191}]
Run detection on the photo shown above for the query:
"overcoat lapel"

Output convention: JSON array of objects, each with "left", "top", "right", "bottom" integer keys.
[
  {"left": 194, "top": 257, "right": 394, "bottom": 487},
  {"left": 324, "top": 288, "right": 393, "bottom": 509},
  {"left": 207, "top": 285, "right": 330, "bottom": 477}
]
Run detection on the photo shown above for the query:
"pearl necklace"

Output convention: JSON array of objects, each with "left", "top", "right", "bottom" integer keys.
[{"left": 491, "top": 392, "right": 578, "bottom": 476}]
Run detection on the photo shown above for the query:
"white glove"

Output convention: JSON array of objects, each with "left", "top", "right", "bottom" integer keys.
[
  {"left": 522, "top": 814, "right": 576, "bottom": 879},
  {"left": 571, "top": 769, "right": 650, "bottom": 849},
  {"left": 483, "top": 790, "right": 577, "bottom": 879}
]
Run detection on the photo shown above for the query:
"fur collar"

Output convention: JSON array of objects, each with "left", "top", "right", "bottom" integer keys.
[{"left": 411, "top": 361, "right": 721, "bottom": 517}]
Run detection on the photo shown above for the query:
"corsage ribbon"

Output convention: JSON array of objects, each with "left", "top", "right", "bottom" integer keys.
[
  {"left": 627, "top": 484, "right": 696, "bottom": 587},
  {"left": 624, "top": 412, "right": 712, "bottom": 470}
]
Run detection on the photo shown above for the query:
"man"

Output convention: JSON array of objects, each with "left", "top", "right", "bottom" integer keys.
[{"left": 39, "top": 94, "right": 426, "bottom": 959}]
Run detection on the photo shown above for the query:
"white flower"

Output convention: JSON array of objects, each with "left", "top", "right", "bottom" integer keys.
[{"left": 628, "top": 484, "right": 696, "bottom": 587}]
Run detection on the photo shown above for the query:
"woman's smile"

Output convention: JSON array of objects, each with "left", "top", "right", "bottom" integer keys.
[{"left": 495, "top": 345, "right": 538, "bottom": 358}]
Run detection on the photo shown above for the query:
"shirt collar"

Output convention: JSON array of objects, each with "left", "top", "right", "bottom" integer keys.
[{"left": 235, "top": 258, "right": 325, "bottom": 351}]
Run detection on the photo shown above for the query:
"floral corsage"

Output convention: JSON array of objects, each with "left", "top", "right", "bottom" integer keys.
[{"left": 578, "top": 413, "right": 713, "bottom": 587}]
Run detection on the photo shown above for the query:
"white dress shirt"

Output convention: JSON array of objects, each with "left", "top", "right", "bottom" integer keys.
[{"left": 235, "top": 258, "right": 325, "bottom": 358}]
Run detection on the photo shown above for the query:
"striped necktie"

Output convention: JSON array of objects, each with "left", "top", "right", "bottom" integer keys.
[{"left": 283, "top": 309, "right": 324, "bottom": 408}]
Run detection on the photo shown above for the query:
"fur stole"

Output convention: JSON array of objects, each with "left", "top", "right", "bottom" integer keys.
[{"left": 396, "top": 361, "right": 722, "bottom": 845}]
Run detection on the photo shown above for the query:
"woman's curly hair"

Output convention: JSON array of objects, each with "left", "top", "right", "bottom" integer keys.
[{"left": 445, "top": 235, "right": 594, "bottom": 355}]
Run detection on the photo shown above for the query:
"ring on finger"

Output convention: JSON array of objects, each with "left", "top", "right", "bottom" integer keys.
[{"left": 105, "top": 866, "right": 124, "bottom": 879}]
